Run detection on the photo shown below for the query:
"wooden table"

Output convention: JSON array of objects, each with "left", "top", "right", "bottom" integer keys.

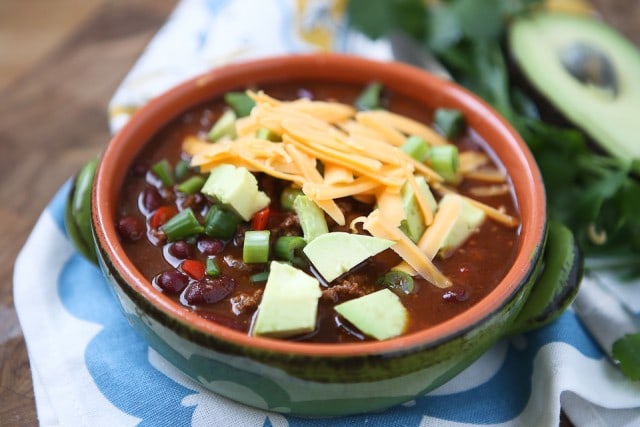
[{"left": 1, "top": 1, "right": 638, "bottom": 425}]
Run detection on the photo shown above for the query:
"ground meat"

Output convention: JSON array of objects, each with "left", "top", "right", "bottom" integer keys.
[
  {"left": 271, "top": 212, "right": 300, "bottom": 236},
  {"left": 148, "top": 228, "right": 167, "bottom": 246},
  {"left": 321, "top": 273, "right": 372, "bottom": 303},
  {"left": 180, "top": 193, "right": 205, "bottom": 211},
  {"left": 231, "top": 289, "right": 264, "bottom": 314}
]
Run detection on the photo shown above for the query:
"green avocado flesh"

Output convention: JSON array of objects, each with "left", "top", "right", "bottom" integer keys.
[{"left": 509, "top": 12, "right": 640, "bottom": 159}]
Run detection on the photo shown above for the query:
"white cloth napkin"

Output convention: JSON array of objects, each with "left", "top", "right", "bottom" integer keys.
[{"left": 14, "top": 1, "right": 640, "bottom": 426}]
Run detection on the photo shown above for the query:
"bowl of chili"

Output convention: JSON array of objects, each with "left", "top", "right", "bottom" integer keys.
[{"left": 69, "top": 54, "right": 582, "bottom": 416}]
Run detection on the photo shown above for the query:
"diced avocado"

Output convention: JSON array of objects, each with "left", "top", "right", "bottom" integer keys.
[
  {"left": 509, "top": 12, "right": 640, "bottom": 159},
  {"left": 335, "top": 288, "right": 408, "bottom": 340},
  {"left": 208, "top": 109, "right": 237, "bottom": 141},
  {"left": 252, "top": 261, "right": 322, "bottom": 338},
  {"left": 302, "top": 232, "right": 394, "bottom": 283},
  {"left": 399, "top": 177, "right": 438, "bottom": 243},
  {"left": 201, "top": 164, "right": 270, "bottom": 221},
  {"left": 438, "top": 194, "right": 486, "bottom": 256},
  {"left": 293, "top": 195, "right": 328, "bottom": 242}
]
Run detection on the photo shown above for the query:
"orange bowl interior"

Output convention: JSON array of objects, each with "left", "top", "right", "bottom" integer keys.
[{"left": 93, "top": 54, "right": 546, "bottom": 357}]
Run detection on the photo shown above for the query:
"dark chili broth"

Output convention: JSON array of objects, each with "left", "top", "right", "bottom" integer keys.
[{"left": 117, "top": 81, "right": 521, "bottom": 343}]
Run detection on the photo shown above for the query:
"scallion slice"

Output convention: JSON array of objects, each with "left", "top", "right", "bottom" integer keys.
[
  {"left": 224, "top": 92, "right": 256, "bottom": 117},
  {"left": 243, "top": 230, "right": 270, "bottom": 263},
  {"left": 274, "top": 236, "right": 307, "bottom": 267},
  {"left": 355, "top": 81, "right": 383, "bottom": 111},
  {"left": 293, "top": 195, "right": 328, "bottom": 242},
  {"left": 203, "top": 205, "right": 242, "bottom": 240},
  {"left": 151, "top": 159, "right": 174, "bottom": 186},
  {"left": 280, "top": 186, "right": 303, "bottom": 211},
  {"left": 205, "top": 257, "right": 221, "bottom": 277},
  {"left": 401, "top": 135, "right": 430, "bottom": 162},
  {"left": 255, "top": 127, "right": 280, "bottom": 141},
  {"left": 174, "top": 159, "right": 191, "bottom": 181},
  {"left": 161, "top": 208, "right": 204, "bottom": 241},
  {"left": 177, "top": 176, "right": 205, "bottom": 194},
  {"left": 208, "top": 109, "right": 237, "bottom": 141},
  {"left": 249, "top": 270, "right": 270, "bottom": 283},
  {"left": 376, "top": 271, "right": 415, "bottom": 295}
]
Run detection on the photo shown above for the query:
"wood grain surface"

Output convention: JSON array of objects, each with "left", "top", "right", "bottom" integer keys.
[{"left": 0, "top": 1, "right": 637, "bottom": 425}]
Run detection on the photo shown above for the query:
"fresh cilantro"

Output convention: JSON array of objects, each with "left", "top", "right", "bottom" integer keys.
[
  {"left": 613, "top": 333, "right": 640, "bottom": 380},
  {"left": 348, "top": 0, "right": 640, "bottom": 262},
  {"left": 347, "top": 0, "right": 640, "bottom": 380}
]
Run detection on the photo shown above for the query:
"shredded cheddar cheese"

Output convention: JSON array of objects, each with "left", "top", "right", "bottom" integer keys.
[{"left": 182, "top": 90, "right": 520, "bottom": 289}]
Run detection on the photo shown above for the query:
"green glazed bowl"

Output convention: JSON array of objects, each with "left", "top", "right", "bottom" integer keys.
[{"left": 75, "top": 54, "right": 582, "bottom": 417}]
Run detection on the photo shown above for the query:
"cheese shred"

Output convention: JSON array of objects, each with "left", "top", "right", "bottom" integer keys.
[{"left": 182, "top": 90, "right": 520, "bottom": 288}]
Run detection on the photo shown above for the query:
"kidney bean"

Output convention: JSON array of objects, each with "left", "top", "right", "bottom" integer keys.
[
  {"left": 117, "top": 215, "right": 144, "bottom": 241},
  {"left": 141, "top": 186, "right": 163, "bottom": 212},
  {"left": 154, "top": 270, "right": 189, "bottom": 294},
  {"left": 168, "top": 241, "right": 193, "bottom": 259},
  {"left": 183, "top": 276, "right": 235, "bottom": 305},
  {"left": 197, "top": 237, "right": 224, "bottom": 255}
]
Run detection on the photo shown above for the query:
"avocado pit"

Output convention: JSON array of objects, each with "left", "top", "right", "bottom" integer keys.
[{"left": 561, "top": 41, "right": 618, "bottom": 97}]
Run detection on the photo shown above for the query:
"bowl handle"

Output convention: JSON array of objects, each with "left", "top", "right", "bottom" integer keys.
[
  {"left": 507, "top": 221, "right": 583, "bottom": 335},
  {"left": 65, "top": 159, "right": 99, "bottom": 264}
]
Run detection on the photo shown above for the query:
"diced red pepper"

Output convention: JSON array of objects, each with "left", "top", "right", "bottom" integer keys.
[
  {"left": 182, "top": 259, "right": 205, "bottom": 280},
  {"left": 150, "top": 205, "right": 178, "bottom": 229},
  {"left": 251, "top": 207, "right": 270, "bottom": 230}
]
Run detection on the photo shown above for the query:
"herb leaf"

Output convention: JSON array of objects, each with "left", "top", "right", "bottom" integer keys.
[
  {"left": 613, "top": 333, "right": 640, "bottom": 380},
  {"left": 347, "top": 0, "right": 640, "bottom": 380}
]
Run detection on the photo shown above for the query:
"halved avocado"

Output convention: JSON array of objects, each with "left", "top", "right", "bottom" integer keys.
[{"left": 509, "top": 12, "right": 640, "bottom": 159}]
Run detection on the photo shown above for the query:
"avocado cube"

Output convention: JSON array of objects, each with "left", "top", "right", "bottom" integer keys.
[
  {"left": 335, "top": 289, "right": 408, "bottom": 340},
  {"left": 302, "top": 232, "right": 394, "bottom": 283},
  {"left": 438, "top": 194, "right": 486, "bottom": 255},
  {"left": 252, "top": 261, "right": 322, "bottom": 338},
  {"left": 201, "top": 164, "right": 270, "bottom": 221},
  {"left": 399, "top": 177, "right": 438, "bottom": 243}
]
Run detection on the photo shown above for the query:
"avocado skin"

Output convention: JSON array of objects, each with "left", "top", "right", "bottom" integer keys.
[{"left": 508, "top": 12, "right": 640, "bottom": 160}]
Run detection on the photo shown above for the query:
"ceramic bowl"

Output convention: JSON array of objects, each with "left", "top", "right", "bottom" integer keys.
[{"left": 81, "top": 54, "right": 582, "bottom": 416}]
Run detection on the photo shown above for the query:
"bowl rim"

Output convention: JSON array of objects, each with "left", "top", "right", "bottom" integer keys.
[{"left": 93, "top": 53, "right": 546, "bottom": 357}]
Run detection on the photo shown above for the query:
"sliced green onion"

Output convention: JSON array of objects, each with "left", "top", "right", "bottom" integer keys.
[
  {"left": 274, "top": 236, "right": 307, "bottom": 267},
  {"left": 401, "top": 135, "right": 430, "bottom": 162},
  {"left": 429, "top": 145, "right": 459, "bottom": 183},
  {"left": 208, "top": 109, "right": 237, "bottom": 141},
  {"left": 224, "top": 92, "right": 256, "bottom": 117},
  {"left": 243, "top": 230, "right": 270, "bottom": 263},
  {"left": 376, "top": 271, "right": 415, "bottom": 295},
  {"left": 151, "top": 159, "right": 174, "bottom": 186},
  {"left": 177, "top": 176, "right": 205, "bottom": 194},
  {"left": 355, "top": 81, "right": 383, "bottom": 111},
  {"left": 434, "top": 108, "right": 465, "bottom": 139},
  {"left": 249, "top": 270, "right": 270, "bottom": 283},
  {"left": 161, "top": 208, "right": 204, "bottom": 241},
  {"left": 205, "top": 257, "right": 221, "bottom": 277},
  {"left": 203, "top": 205, "right": 242, "bottom": 240},
  {"left": 280, "top": 186, "right": 304, "bottom": 210},
  {"left": 293, "top": 195, "right": 328, "bottom": 242},
  {"left": 174, "top": 159, "right": 191, "bottom": 181},
  {"left": 256, "top": 127, "right": 280, "bottom": 141}
]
